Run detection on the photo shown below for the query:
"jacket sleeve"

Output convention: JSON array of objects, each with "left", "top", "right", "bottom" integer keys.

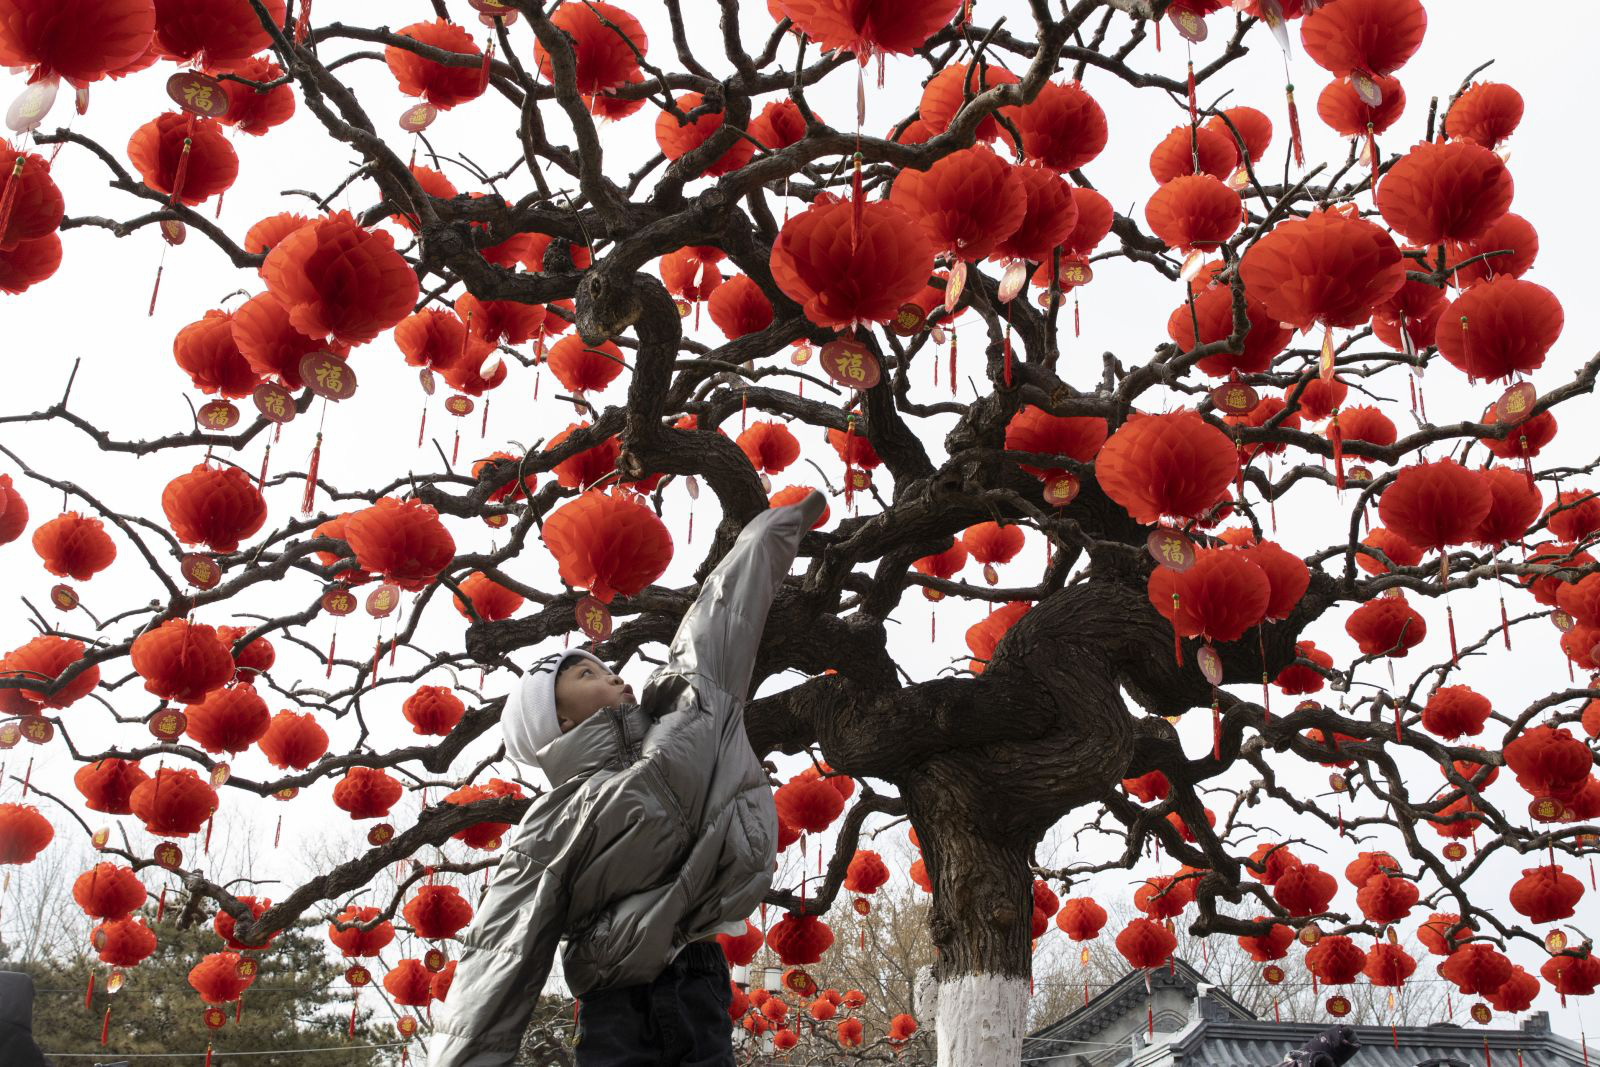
[
  {"left": 424, "top": 788, "right": 592, "bottom": 1067},
  {"left": 645, "top": 490, "right": 825, "bottom": 714}
]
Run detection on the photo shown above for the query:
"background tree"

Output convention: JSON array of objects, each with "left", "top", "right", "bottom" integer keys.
[{"left": 0, "top": 1, "right": 1593, "bottom": 1066}]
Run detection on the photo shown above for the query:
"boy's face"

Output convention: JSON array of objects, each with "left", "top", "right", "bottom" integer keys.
[{"left": 554, "top": 659, "right": 635, "bottom": 733}]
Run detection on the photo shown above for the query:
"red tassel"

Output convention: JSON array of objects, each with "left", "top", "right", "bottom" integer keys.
[
  {"left": 101, "top": 1005, "right": 111, "bottom": 1045},
  {"left": 85, "top": 969, "right": 94, "bottom": 1008},
  {"left": 1003, "top": 325, "right": 1013, "bottom": 387},
  {"left": 480, "top": 395, "right": 490, "bottom": 439},
  {"left": 1155, "top": 15, "right": 1161, "bottom": 50},
  {"left": 273, "top": 813, "right": 282, "bottom": 848},
  {"left": 205, "top": 1045, "right": 213, "bottom": 1067},
  {"left": 1395, "top": 698, "right": 1402, "bottom": 743},
  {"left": 1286, "top": 85, "right": 1304, "bottom": 167},
  {"left": 370, "top": 639, "right": 381, "bottom": 680},
  {"left": 451, "top": 427, "right": 460, "bottom": 467},
  {"left": 1084, "top": 982, "right": 1090, "bottom": 1006},
  {"left": 147, "top": 260, "right": 165, "bottom": 317},
  {"left": 1211, "top": 696, "right": 1221, "bottom": 760},
  {"left": 296, "top": 0, "right": 313, "bottom": 41},
  {"left": 1273, "top": 996, "right": 1280, "bottom": 1022},
  {"left": 1148, "top": 1005, "right": 1154, "bottom": 1038},
  {"left": 417, "top": 401, "right": 427, "bottom": 448},
  {"left": 349, "top": 999, "right": 358, "bottom": 1037},
  {"left": 301, "top": 432, "right": 322, "bottom": 515},
  {"left": 325, "top": 630, "right": 336, "bottom": 677},
  {"left": 1171, "top": 595, "right": 1183, "bottom": 665},
  {"left": 478, "top": 40, "right": 494, "bottom": 94},
  {"left": 851, "top": 145, "right": 864, "bottom": 250},
  {"left": 1329, "top": 410, "right": 1346, "bottom": 489},
  {"left": 157, "top": 886, "right": 167, "bottom": 922},
  {"left": 21, "top": 756, "right": 31, "bottom": 796},
  {"left": 235, "top": 994, "right": 242, "bottom": 1022},
  {"left": 1365, "top": 123, "right": 1378, "bottom": 172},
  {"left": 1186, "top": 61, "right": 1197, "bottom": 125},
  {"left": 204, "top": 814, "right": 214, "bottom": 854},
  {"left": 741, "top": 389, "right": 748, "bottom": 431},
  {"left": 1073, "top": 292, "right": 1081, "bottom": 337},
  {"left": 257, "top": 443, "right": 271, "bottom": 492},
  {"left": 0, "top": 156, "right": 25, "bottom": 244}
]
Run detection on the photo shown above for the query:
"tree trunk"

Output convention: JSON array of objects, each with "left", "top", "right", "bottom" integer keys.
[{"left": 911, "top": 798, "right": 1035, "bottom": 1067}]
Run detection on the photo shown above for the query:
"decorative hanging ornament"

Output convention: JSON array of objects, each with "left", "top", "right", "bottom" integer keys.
[
  {"left": 575, "top": 595, "right": 612, "bottom": 640},
  {"left": 166, "top": 73, "right": 230, "bottom": 120},
  {"left": 180, "top": 554, "right": 221, "bottom": 591},
  {"left": 197, "top": 400, "right": 240, "bottom": 430},
  {"left": 1147, "top": 528, "right": 1198, "bottom": 571}
]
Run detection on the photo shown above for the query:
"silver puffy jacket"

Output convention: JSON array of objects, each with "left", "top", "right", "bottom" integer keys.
[{"left": 426, "top": 490, "right": 825, "bottom": 1067}]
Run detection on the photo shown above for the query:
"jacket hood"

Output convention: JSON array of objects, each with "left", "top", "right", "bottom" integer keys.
[
  {"left": 536, "top": 702, "right": 653, "bottom": 789},
  {"left": 502, "top": 650, "right": 611, "bottom": 769},
  {"left": 0, "top": 971, "right": 34, "bottom": 1030}
]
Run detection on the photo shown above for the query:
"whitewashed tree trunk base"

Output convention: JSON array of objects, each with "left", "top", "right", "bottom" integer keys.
[{"left": 934, "top": 973, "right": 1029, "bottom": 1067}]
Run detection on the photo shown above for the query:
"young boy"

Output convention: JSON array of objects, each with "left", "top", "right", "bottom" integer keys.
[{"left": 428, "top": 490, "right": 826, "bottom": 1067}]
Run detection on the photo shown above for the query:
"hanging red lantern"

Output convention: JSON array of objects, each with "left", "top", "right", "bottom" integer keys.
[
  {"left": 1273, "top": 641, "right": 1332, "bottom": 695},
  {"left": 129, "top": 767, "right": 218, "bottom": 837},
  {"left": 1377, "top": 460, "right": 1492, "bottom": 552},
  {"left": 1300, "top": 0, "right": 1426, "bottom": 79},
  {"left": 1134, "top": 873, "right": 1194, "bottom": 919},
  {"left": 1377, "top": 141, "right": 1513, "bottom": 246},
  {"left": 1148, "top": 548, "right": 1270, "bottom": 648},
  {"left": 1145, "top": 176, "right": 1242, "bottom": 253},
  {"left": 738, "top": 422, "right": 802, "bottom": 477},
  {"left": 660, "top": 247, "right": 724, "bottom": 309},
  {"left": 0, "top": 234, "right": 60, "bottom": 295},
  {"left": 471, "top": 453, "right": 538, "bottom": 505},
  {"left": 1283, "top": 375, "right": 1348, "bottom": 422},
  {"left": 1363, "top": 943, "right": 1417, "bottom": 987},
  {"left": 1473, "top": 467, "right": 1540, "bottom": 548},
  {"left": 1546, "top": 491, "right": 1600, "bottom": 543},
  {"left": 188, "top": 950, "right": 257, "bottom": 1004},
  {"left": 1434, "top": 277, "right": 1563, "bottom": 382},
  {"left": 1115, "top": 917, "right": 1176, "bottom": 969},
  {"left": 328, "top": 906, "right": 394, "bottom": 957},
  {"left": 890, "top": 144, "right": 1026, "bottom": 267},
  {"left": 1004, "top": 406, "right": 1107, "bottom": 480},
  {"left": 385, "top": 20, "right": 486, "bottom": 109},
  {"left": 918, "top": 62, "right": 1020, "bottom": 144},
  {"left": 1238, "top": 918, "right": 1294, "bottom": 962},
  {"left": 32, "top": 512, "right": 115, "bottom": 581},
  {"left": 545, "top": 423, "right": 621, "bottom": 490},
  {"left": 231, "top": 292, "right": 343, "bottom": 389},
  {"left": 0, "top": 145, "right": 63, "bottom": 251},
  {"left": 75, "top": 759, "right": 149, "bottom": 814},
  {"left": 1329, "top": 405, "right": 1395, "bottom": 449},
  {"left": 394, "top": 308, "right": 493, "bottom": 375},
  {"left": 1510, "top": 865, "right": 1583, "bottom": 924},
  {"left": 965, "top": 601, "right": 1031, "bottom": 673},
  {"left": 162, "top": 464, "right": 267, "bottom": 553},
  {"left": 213, "top": 896, "right": 274, "bottom": 949},
  {"left": 960, "top": 522, "right": 1025, "bottom": 585},
  {"left": 843, "top": 851, "right": 890, "bottom": 894},
  {"left": 127, "top": 113, "right": 238, "bottom": 206},
  {"left": 1204, "top": 106, "right": 1274, "bottom": 165},
  {"left": 1356, "top": 874, "right": 1418, "bottom": 923},
  {"left": 1225, "top": 397, "right": 1298, "bottom": 463},
  {"left": 773, "top": 0, "right": 961, "bottom": 56},
  {"left": 708, "top": 275, "right": 774, "bottom": 340},
  {"left": 718, "top": 920, "right": 764, "bottom": 967},
  {"left": 1370, "top": 276, "right": 1446, "bottom": 352},
  {"left": 340, "top": 497, "right": 455, "bottom": 591},
  {"left": 770, "top": 486, "right": 829, "bottom": 528},
  {"left": 74, "top": 863, "right": 145, "bottom": 919},
  {"left": 452, "top": 572, "right": 523, "bottom": 622},
  {"left": 913, "top": 540, "right": 967, "bottom": 590},
  {"left": 1316, "top": 74, "right": 1405, "bottom": 137},
  {"left": 991, "top": 163, "right": 1079, "bottom": 274},
  {"left": 1421, "top": 685, "right": 1491, "bottom": 740},
  {"left": 130, "top": 620, "right": 234, "bottom": 703},
  {"left": 770, "top": 199, "right": 934, "bottom": 329},
  {"left": 1344, "top": 595, "right": 1426, "bottom": 657},
  {"left": 1487, "top": 967, "right": 1541, "bottom": 1013},
  {"left": 1448, "top": 212, "right": 1538, "bottom": 288},
  {"left": 264, "top": 211, "right": 420, "bottom": 347},
  {"left": 654, "top": 92, "right": 755, "bottom": 177},
  {"left": 750, "top": 99, "right": 809, "bottom": 149},
  {"left": 214, "top": 625, "right": 274, "bottom": 682},
  {"left": 767, "top": 912, "right": 834, "bottom": 965},
  {"left": 532, "top": 1, "right": 647, "bottom": 96},
  {"left": 826, "top": 424, "right": 881, "bottom": 471},
  {"left": 1442, "top": 944, "right": 1514, "bottom": 996},
  {"left": 1123, "top": 770, "right": 1170, "bottom": 803},
  {"left": 333, "top": 767, "right": 403, "bottom": 820},
  {"left": 174, "top": 309, "right": 262, "bottom": 398},
  {"left": 0, "top": 475, "right": 26, "bottom": 546},
  {"left": 1239, "top": 208, "right": 1405, "bottom": 330},
  {"left": 1239, "top": 540, "right": 1308, "bottom": 622},
  {"left": 244, "top": 212, "right": 311, "bottom": 260},
  {"left": 402, "top": 686, "right": 465, "bottom": 736},
  {"left": 542, "top": 491, "right": 673, "bottom": 603},
  {"left": 1095, "top": 410, "right": 1239, "bottom": 525},
  {"left": 94, "top": 917, "right": 157, "bottom": 967},
  {"left": 183, "top": 683, "right": 270, "bottom": 755},
  {"left": 1504, "top": 726, "right": 1592, "bottom": 799},
  {"left": 404, "top": 885, "right": 474, "bottom": 940},
  {"left": 0, "top": 0, "right": 156, "bottom": 85},
  {"left": 774, "top": 774, "right": 844, "bottom": 833},
  {"left": 546, "top": 335, "right": 625, "bottom": 395},
  {"left": 0, "top": 634, "right": 98, "bottom": 712},
  {"left": 1356, "top": 527, "right": 1422, "bottom": 576},
  {"left": 1056, "top": 898, "right": 1108, "bottom": 941},
  {"left": 153, "top": 0, "right": 285, "bottom": 69},
  {"left": 455, "top": 293, "right": 548, "bottom": 347},
  {"left": 1149, "top": 124, "right": 1239, "bottom": 183},
  {"left": 1445, "top": 82, "right": 1523, "bottom": 149},
  {"left": 0, "top": 803, "right": 52, "bottom": 863},
  {"left": 258, "top": 710, "right": 327, "bottom": 770},
  {"left": 1541, "top": 951, "right": 1600, "bottom": 998},
  {"left": 1167, "top": 282, "right": 1291, "bottom": 378},
  {"left": 214, "top": 57, "right": 295, "bottom": 135},
  {"left": 1273, "top": 862, "right": 1336, "bottom": 916}
]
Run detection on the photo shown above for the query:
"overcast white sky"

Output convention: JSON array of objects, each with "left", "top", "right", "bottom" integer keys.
[{"left": 2, "top": 0, "right": 1598, "bottom": 1040}]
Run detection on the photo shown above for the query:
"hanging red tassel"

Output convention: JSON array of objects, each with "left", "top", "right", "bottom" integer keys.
[
  {"left": 1329, "top": 410, "right": 1346, "bottom": 489},
  {"left": 1155, "top": 15, "right": 1162, "bottom": 50},
  {"left": 167, "top": 113, "right": 198, "bottom": 208},
  {"left": 101, "top": 1005, "right": 111, "bottom": 1045},
  {"left": 1170, "top": 595, "right": 1183, "bottom": 665},
  {"left": 157, "top": 886, "right": 167, "bottom": 922},
  {"left": 949, "top": 328, "right": 958, "bottom": 397},
  {"left": 349, "top": 998, "right": 358, "bottom": 1037},
  {"left": 257, "top": 443, "right": 271, "bottom": 492},
  {"left": 235, "top": 994, "right": 242, "bottom": 1022},
  {"left": 417, "top": 400, "right": 427, "bottom": 449},
  {"left": 0, "top": 156, "right": 25, "bottom": 244},
  {"left": 741, "top": 389, "right": 748, "bottom": 431},
  {"left": 273, "top": 813, "right": 282, "bottom": 848},
  {"left": 370, "top": 638, "right": 381, "bottom": 681},
  {"left": 1286, "top": 84, "right": 1304, "bottom": 167},
  {"left": 204, "top": 814, "right": 214, "bottom": 854},
  {"left": 851, "top": 144, "right": 864, "bottom": 250},
  {"left": 1073, "top": 291, "right": 1081, "bottom": 337},
  {"left": 1442, "top": 554, "right": 1460, "bottom": 664},
  {"left": 300, "top": 432, "right": 322, "bottom": 515},
  {"left": 85, "top": 969, "right": 94, "bottom": 1008},
  {"left": 325, "top": 629, "right": 337, "bottom": 678},
  {"left": 1186, "top": 60, "right": 1197, "bottom": 125},
  {"left": 148, "top": 253, "right": 166, "bottom": 317},
  {"left": 1003, "top": 323, "right": 1013, "bottom": 387},
  {"left": 205, "top": 1044, "right": 214, "bottom": 1067},
  {"left": 480, "top": 394, "right": 490, "bottom": 438},
  {"left": 1148, "top": 1004, "right": 1154, "bottom": 1038},
  {"left": 1365, "top": 122, "right": 1378, "bottom": 172},
  {"left": 478, "top": 40, "right": 495, "bottom": 94},
  {"left": 1211, "top": 694, "right": 1221, "bottom": 760},
  {"left": 1395, "top": 698, "right": 1403, "bottom": 743},
  {"left": 296, "top": 0, "right": 313, "bottom": 41}
]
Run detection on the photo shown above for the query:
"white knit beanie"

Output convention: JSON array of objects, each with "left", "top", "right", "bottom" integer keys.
[{"left": 501, "top": 650, "right": 611, "bottom": 770}]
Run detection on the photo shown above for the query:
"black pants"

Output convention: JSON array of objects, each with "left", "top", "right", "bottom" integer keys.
[{"left": 575, "top": 941, "right": 735, "bottom": 1066}]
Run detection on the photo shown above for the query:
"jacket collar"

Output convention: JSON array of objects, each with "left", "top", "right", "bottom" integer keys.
[{"left": 535, "top": 702, "right": 652, "bottom": 788}]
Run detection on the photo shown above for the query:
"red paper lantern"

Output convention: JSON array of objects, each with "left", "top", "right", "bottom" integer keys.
[
  {"left": 384, "top": 959, "right": 435, "bottom": 1007},
  {"left": 1123, "top": 770, "right": 1170, "bottom": 803},
  {"left": 443, "top": 777, "right": 521, "bottom": 851},
  {"left": 1204, "top": 106, "right": 1273, "bottom": 164},
  {"left": 328, "top": 905, "right": 394, "bottom": 957},
  {"left": 0, "top": 634, "right": 98, "bottom": 712},
  {"left": 403, "top": 686, "right": 466, "bottom": 736},
  {"left": 770, "top": 199, "right": 933, "bottom": 329},
  {"left": 1357, "top": 527, "right": 1422, "bottom": 575},
  {"left": 0, "top": 0, "right": 155, "bottom": 84},
  {"left": 1004, "top": 406, "right": 1107, "bottom": 480},
  {"left": 94, "top": 917, "right": 157, "bottom": 967},
  {"left": 1377, "top": 141, "right": 1513, "bottom": 246},
  {"left": 1273, "top": 641, "right": 1332, "bottom": 695},
  {"left": 174, "top": 309, "right": 261, "bottom": 397},
  {"left": 341, "top": 497, "right": 456, "bottom": 591},
  {"left": 1421, "top": 685, "right": 1491, "bottom": 740},
  {"left": 1239, "top": 208, "right": 1405, "bottom": 330},
  {"left": 1434, "top": 277, "right": 1563, "bottom": 382},
  {"left": 750, "top": 99, "right": 809, "bottom": 149},
  {"left": 244, "top": 212, "right": 310, "bottom": 259},
  {"left": 844, "top": 851, "right": 890, "bottom": 894},
  {"left": 961, "top": 522, "right": 1024, "bottom": 572},
  {"left": 184, "top": 683, "right": 270, "bottom": 755},
  {"left": 1546, "top": 492, "right": 1600, "bottom": 544},
  {"left": 0, "top": 145, "right": 63, "bottom": 251},
  {"left": 333, "top": 767, "right": 402, "bottom": 820},
  {"left": 1238, "top": 919, "right": 1294, "bottom": 962},
  {"left": 259, "top": 710, "right": 327, "bottom": 770},
  {"left": 655, "top": 92, "right": 755, "bottom": 177},
  {"left": 966, "top": 601, "right": 1031, "bottom": 672},
  {"left": 0, "top": 474, "right": 27, "bottom": 545},
  {"left": 455, "top": 294, "right": 548, "bottom": 347},
  {"left": 153, "top": 0, "right": 285, "bottom": 69},
  {"left": 767, "top": 912, "right": 834, "bottom": 965},
  {"left": 214, "top": 625, "right": 274, "bottom": 681},
  {"left": 1304, "top": 934, "right": 1364, "bottom": 984},
  {"left": 542, "top": 491, "right": 673, "bottom": 603},
  {"left": 1510, "top": 865, "right": 1583, "bottom": 924},
  {"left": 1445, "top": 82, "right": 1523, "bottom": 148},
  {"left": 1356, "top": 874, "right": 1418, "bottom": 923},
  {"left": 1300, "top": 0, "right": 1426, "bottom": 77},
  {"left": 215, "top": 57, "right": 295, "bottom": 135},
  {"left": 1240, "top": 541, "right": 1309, "bottom": 622},
  {"left": 908, "top": 858, "right": 931, "bottom": 891},
  {"left": 264, "top": 211, "right": 420, "bottom": 346},
  {"left": 1488, "top": 967, "right": 1541, "bottom": 1013},
  {"left": 1442, "top": 944, "right": 1514, "bottom": 995},
  {"left": 1148, "top": 548, "right": 1270, "bottom": 646},
  {"left": 1167, "top": 283, "right": 1291, "bottom": 378},
  {"left": 1448, "top": 212, "right": 1538, "bottom": 287},
  {"left": 774, "top": 776, "right": 844, "bottom": 833},
  {"left": 913, "top": 541, "right": 967, "bottom": 585},
  {"left": 1371, "top": 277, "right": 1446, "bottom": 352},
  {"left": 1344, "top": 595, "right": 1426, "bottom": 657},
  {"left": 0, "top": 234, "right": 60, "bottom": 294},
  {"left": 836, "top": 1018, "right": 865, "bottom": 1047},
  {"left": 127, "top": 113, "right": 238, "bottom": 206},
  {"left": 1149, "top": 124, "right": 1239, "bottom": 183},
  {"left": 1504, "top": 726, "right": 1592, "bottom": 799},
  {"left": 890, "top": 144, "right": 1026, "bottom": 263},
  {"left": 547, "top": 334, "right": 625, "bottom": 395},
  {"left": 1145, "top": 176, "right": 1242, "bottom": 253},
  {"left": 738, "top": 422, "right": 801, "bottom": 475},
  {"left": 453, "top": 572, "right": 523, "bottom": 622},
  {"left": 1378, "top": 460, "right": 1492, "bottom": 551},
  {"left": 774, "top": 0, "right": 961, "bottom": 56},
  {"left": 386, "top": 20, "right": 486, "bottom": 109},
  {"left": 1364, "top": 943, "right": 1417, "bottom": 987},
  {"left": 1541, "top": 952, "right": 1600, "bottom": 998},
  {"left": 404, "top": 885, "right": 474, "bottom": 940},
  {"left": 718, "top": 920, "right": 765, "bottom": 966},
  {"left": 0, "top": 803, "right": 51, "bottom": 863},
  {"left": 660, "top": 248, "right": 724, "bottom": 305},
  {"left": 1115, "top": 918, "right": 1176, "bottom": 969},
  {"left": 545, "top": 423, "right": 622, "bottom": 491},
  {"left": 1135, "top": 874, "right": 1194, "bottom": 919},
  {"left": 231, "top": 291, "right": 339, "bottom": 389},
  {"left": 918, "top": 62, "right": 1019, "bottom": 144},
  {"left": 129, "top": 767, "right": 218, "bottom": 837},
  {"left": 1317, "top": 74, "right": 1406, "bottom": 137},
  {"left": 213, "top": 896, "right": 274, "bottom": 949},
  {"left": 889, "top": 1013, "right": 919, "bottom": 1044},
  {"left": 162, "top": 464, "right": 267, "bottom": 553},
  {"left": 130, "top": 620, "right": 234, "bottom": 703},
  {"left": 708, "top": 275, "right": 774, "bottom": 340},
  {"left": 1056, "top": 898, "right": 1108, "bottom": 941},
  {"left": 74, "top": 863, "right": 145, "bottom": 919},
  {"left": 991, "top": 163, "right": 1078, "bottom": 267},
  {"left": 1283, "top": 376, "right": 1348, "bottom": 423},
  {"left": 75, "top": 758, "right": 149, "bottom": 814},
  {"left": 188, "top": 951, "right": 256, "bottom": 1004},
  {"left": 1418, "top": 913, "right": 1468, "bottom": 955},
  {"left": 394, "top": 308, "right": 492, "bottom": 375},
  {"left": 769, "top": 486, "right": 830, "bottom": 528},
  {"left": 1096, "top": 411, "right": 1238, "bottom": 525},
  {"left": 32, "top": 512, "right": 116, "bottom": 581},
  {"left": 1273, "top": 863, "right": 1336, "bottom": 916},
  {"left": 533, "top": 1, "right": 648, "bottom": 95}
]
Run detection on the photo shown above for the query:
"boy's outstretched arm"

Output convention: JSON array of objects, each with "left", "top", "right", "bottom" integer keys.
[{"left": 644, "top": 490, "right": 825, "bottom": 713}]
